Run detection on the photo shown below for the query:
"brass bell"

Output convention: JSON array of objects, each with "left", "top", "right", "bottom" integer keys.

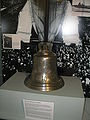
[{"left": 24, "top": 42, "right": 64, "bottom": 91}]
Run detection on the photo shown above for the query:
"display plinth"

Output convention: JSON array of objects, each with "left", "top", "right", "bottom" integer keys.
[{"left": 0, "top": 72, "right": 85, "bottom": 120}]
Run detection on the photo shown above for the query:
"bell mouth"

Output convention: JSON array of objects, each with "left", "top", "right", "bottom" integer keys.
[{"left": 24, "top": 75, "right": 64, "bottom": 92}]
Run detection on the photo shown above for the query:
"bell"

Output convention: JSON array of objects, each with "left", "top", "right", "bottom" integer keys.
[{"left": 24, "top": 43, "right": 64, "bottom": 91}]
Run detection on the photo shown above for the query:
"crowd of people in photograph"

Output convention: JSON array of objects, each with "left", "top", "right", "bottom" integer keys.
[{"left": 2, "top": 41, "right": 90, "bottom": 97}]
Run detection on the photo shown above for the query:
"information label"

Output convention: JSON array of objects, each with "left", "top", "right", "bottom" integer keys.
[{"left": 23, "top": 99, "right": 54, "bottom": 120}]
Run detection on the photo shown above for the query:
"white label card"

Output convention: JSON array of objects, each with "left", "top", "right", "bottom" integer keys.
[{"left": 23, "top": 99, "right": 54, "bottom": 120}]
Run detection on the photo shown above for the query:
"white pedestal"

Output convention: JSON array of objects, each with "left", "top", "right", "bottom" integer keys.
[
  {"left": 0, "top": 72, "right": 85, "bottom": 120},
  {"left": 83, "top": 98, "right": 90, "bottom": 120}
]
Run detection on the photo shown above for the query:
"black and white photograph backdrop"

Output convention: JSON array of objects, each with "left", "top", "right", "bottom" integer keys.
[{"left": 1, "top": 0, "right": 90, "bottom": 97}]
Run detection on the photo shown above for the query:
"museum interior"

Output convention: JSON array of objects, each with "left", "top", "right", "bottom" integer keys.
[{"left": 0, "top": 0, "right": 90, "bottom": 120}]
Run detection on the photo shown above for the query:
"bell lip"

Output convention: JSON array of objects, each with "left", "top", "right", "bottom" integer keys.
[{"left": 24, "top": 75, "right": 64, "bottom": 92}]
